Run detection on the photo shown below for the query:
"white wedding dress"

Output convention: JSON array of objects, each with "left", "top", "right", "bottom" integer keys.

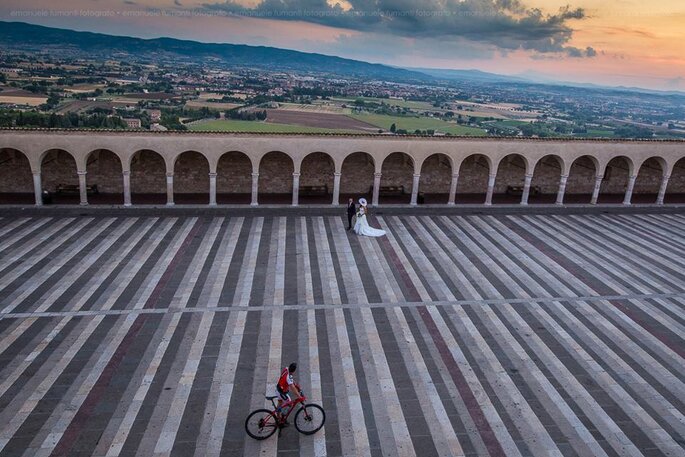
[{"left": 353, "top": 207, "right": 386, "bottom": 237}]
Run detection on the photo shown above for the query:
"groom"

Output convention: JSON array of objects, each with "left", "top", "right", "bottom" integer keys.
[{"left": 346, "top": 198, "right": 356, "bottom": 230}]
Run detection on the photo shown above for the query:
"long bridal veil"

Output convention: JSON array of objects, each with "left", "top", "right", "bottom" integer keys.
[{"left": 353, "top": 201, "right": 386, "bottom": 237}]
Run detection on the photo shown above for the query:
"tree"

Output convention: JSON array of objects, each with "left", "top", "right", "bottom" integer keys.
[{"left": 390, "top": 123, "right": 396, "bottom": 133}]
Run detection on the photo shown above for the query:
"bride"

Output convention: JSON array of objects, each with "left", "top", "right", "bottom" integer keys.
[{"left": 353, "top": 198, "right": 386, "bottom": 237}]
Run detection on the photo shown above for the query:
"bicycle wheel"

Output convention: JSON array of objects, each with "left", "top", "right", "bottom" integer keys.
[
  {"left": 245, "top": 409, "right": 279, "bottom": 440},
  {"left": 294, "top": 403, "right": 325, "bottom": 435}
]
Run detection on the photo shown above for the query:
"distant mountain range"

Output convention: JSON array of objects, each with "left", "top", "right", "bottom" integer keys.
[
  {"left": 1, "top": 21, "right": 683, "bottom": 96},
  {"left": 415, "top": 67, "right": 685, "bottom": 96},
  {"left": 410, "top": 68, "right": 530, "bottom": 84},
  {"left": 0, "top": 21, "right": 431, "bottom": 83}
]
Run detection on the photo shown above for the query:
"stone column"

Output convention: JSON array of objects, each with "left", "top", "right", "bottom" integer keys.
[
  {"left": 447, "top": 173, "right": 459, "bottom": 205},
  {"left": 484, "top": 173, "right": 496, "bottom": 205},
  {"left": 656, "top": 174, "right": 670, "bottom": 205},
  {"left": 292, "top": 172, "right": 300, "bottom": 206},
  {"left": 332, "top": 171, "right": 341, "bottom": 206},
  {"left": 590, "top": 175, "right": 603, "bottom": 205},
  {"left": 123, "top": 171, "right": 132, "bottom": 206},
  {"left": 410, "top": 173, "right": 421, "bottom": 206},
  {"left": 555, "top": 174, "right": 569, "bottom": 205},
  {"left": 520, "top": 173, "right": 533, "bottom": 205},
  {"left": 166, "top": 172, "right": 174, "bottom": 206},
  {"left": 372, "top": 172, "right": 382, "bottom": 206},
  {"left": 251, "top": 172, "right": 259, "bottom": 206},
  {"left": 78, "top": 171, "right": 88, "bottom": 206},
  {"left": 209, "top": 172, "right": 217, "bottom": 206},
  {"left": 623, "top": 175, "right": 637, "bottom": 205},
  {"left": 32, "top": 172, "right": 42, "bottom": 206}
]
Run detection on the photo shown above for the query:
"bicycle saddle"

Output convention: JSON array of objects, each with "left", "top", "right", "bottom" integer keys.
[{"left": 265, "top": 395, "right": 278, "bottom": 400}]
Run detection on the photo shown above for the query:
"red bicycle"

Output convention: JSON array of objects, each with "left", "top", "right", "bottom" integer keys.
[{"left": 245, "top": 387, "right": 325, "bottom": 440}]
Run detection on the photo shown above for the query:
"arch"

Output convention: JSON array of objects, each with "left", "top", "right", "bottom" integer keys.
[
  {"left": 41, "top": 149, "right": 79, "bottom": 205},
  {"left": 419, "top": 153, "right": 452, "bottom": 204},
  {"left": 456, "top": 154, "right": 490, "bottom": 203},
  {"left": 340, "top": 152, "right": 374, "bottom": 203},
  {"left": 529, "top": 155, "right": 564, "bottom": 204},
  {"left": 130, "top": 149, "right": 166, "bottom": 205},
  {"left": 380, "top": 152, "right": 414, "bottom": 204},
  {"left": 0, "top": 148, "right": 33, "bottom": 204},
  {"left": 632, "top": 157, "right": 665, "bottom": 203},
  {"left": 85, "top": 149, "right": 124, "bottom": 204},
  {"left": 665, "top": 157, "right": 685, "bottom": 204},
  {"left": 492, "top": 153, "right": 528, "bottom": 204},
  {"left": 174, "top": 151, "right": 210, "bottom": 204},
  {"left": 598, "top": 156, "right": 633, "bottom": 203},
  {"left": 258, "top": 151, "right": 294, "bottom": 204},
  {"left": 299, "top": 152, "right": 335, "bottom": 204},
  {"left": 565, "top": 155, "right": 599, "bottom": 203},
  {"left": 217, "top": 151, "right": 252, "bottom": 204}
]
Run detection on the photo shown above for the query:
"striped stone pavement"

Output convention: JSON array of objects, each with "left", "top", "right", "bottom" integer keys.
[{"left": 0, "top": 212, "right": 683, "bottom": 457}]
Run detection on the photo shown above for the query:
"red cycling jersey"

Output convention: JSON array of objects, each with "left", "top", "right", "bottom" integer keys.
[{"left": 277, "top": 367, "right": 293, "bottom": 392}]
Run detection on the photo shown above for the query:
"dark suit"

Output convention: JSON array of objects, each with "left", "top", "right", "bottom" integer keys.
[{"left": 346, "top": 202, "right": 357, "bottom": 230}]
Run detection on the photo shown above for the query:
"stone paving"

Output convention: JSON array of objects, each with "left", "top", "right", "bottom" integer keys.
[{"left": 0, "top": 211, "right": 684, "bottom": 457}]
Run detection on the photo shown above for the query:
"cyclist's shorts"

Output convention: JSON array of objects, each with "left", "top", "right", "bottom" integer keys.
[{"left": 276, "top": 385, "right": 291, "bottom": 402}]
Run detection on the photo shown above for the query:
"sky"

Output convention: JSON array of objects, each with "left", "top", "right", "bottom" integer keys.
[{"left": 1, "top": 0, "right": 684, "bottom": 91}]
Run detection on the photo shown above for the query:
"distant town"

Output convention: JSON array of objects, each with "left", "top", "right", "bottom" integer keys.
[{"left": 1, "top": 23, "right": 684, "bottom": 139}]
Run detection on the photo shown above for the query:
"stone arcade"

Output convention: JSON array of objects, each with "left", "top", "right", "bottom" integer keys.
[{"left": 1, "top": 129, "right": 684, "bottom": 206}]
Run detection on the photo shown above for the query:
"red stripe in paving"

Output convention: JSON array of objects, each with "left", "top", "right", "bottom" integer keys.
[
  {"left": 49, "top": 220, "right": 203, "bottom": 457},
  {"left": 376, "top": 226, "right": 507, "bottom": 457}
]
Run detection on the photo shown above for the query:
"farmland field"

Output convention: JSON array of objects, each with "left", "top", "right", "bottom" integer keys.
[
  {"left": 184, "top": 100, "right": 242, "bottom": 110},
  {"left": 0, "top": 96, "right": 47, "bottom": 106},
  {"left": 54, "top": 100, "right": 117, "bottom": 114},
  {"left": 0, "top": 88, "right": 47, "bottom": 106},
  {"left": 582, "top": 129, "right": 615, "bottom": 137},
  {"left": 188, "top": 119, "right": 361, "bottom": 133},
  {"left": 265, "top": 109, "right": 378, "bottom": 131},
  {"left": 278, "top": 102, "right": 351, "bottom": 114},
  {"left": 331, "top": 96, "right": 434, "bottom": 110},
  {"left": 349, "top": 113, "right": 487, "bottom": 135}
]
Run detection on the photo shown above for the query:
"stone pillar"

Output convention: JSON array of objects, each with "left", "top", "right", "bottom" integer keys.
[
  {"left": 520, "top": 173, "right": 533, "bottom": 205},
  {"left": 556, "top": 174, "right": 569, "bottom": 205},
  {"left": 410, "top": 173, "right": 421, "bottom": 206},
  {"left": 332, "top": 171, "right": 341, "bottom": 206},
  {"left": 292, "top": 172, "right": 300, "bottom": 206},
  {"left": 251, "top": 172, "right": 259, "bottom": 206},
  {"left": 484, "top": 173, "right": 496, "bottom": 205},
  {"left": 656, "top": 174, "right": 670, "bottom": 205},
  {"left": 166, "top": 172, "right": 174, "bottom": 206},
  {"left": 123, "top": 171, "right": 132, "bottom": 206},
  {"left": 78, "top": 171, "right": 88, "bottom": 206},
  {"left": 590, "top": 175, "right": 602, "bottom": 205},
  {"left": 209, "top": 172, "right": 217, "bottom": 206},
  {"left": 372, "top": 172, "right": 382, "bottom": 206},
  {"left": 32, "top": 172, "right": 42, "bottom": 206},
  {"left": 447, "top": 173, "right": 459, "bottom": 205},
  {"left": 623, "top": 175, "right": 637, "bottom": 205}
]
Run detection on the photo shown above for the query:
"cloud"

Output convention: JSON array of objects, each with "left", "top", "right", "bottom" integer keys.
[
  {"left": 532, "top": 45, "right": 596, "bottom": 59},
  {"left": 202, "top": 0, "right": 590, "bottom": 55},
  {"left": 298, "top": 32, "right": 497, "bottom": 63},
  {"left": 174, "top": 0, "right": 183, "bottom": 5}
]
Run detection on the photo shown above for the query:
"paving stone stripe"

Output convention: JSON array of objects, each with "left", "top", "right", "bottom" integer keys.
[
  {"left": 452, "top": 216, "right": 683, "bottom": 455},
  {"left": 0, "top": 213, "right": 683, "bottom": 457}
]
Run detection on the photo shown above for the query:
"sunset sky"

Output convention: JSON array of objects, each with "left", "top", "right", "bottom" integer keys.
[{"left": 1, "top": 0, "right": 683, "bottom": 91}]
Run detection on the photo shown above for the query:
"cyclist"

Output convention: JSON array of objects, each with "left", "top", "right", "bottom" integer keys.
[{"left": 275, "top": 362, "right": 302, "bottom": 421}]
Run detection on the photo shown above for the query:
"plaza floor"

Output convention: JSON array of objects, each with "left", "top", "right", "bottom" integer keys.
[{"left": 0, "top": 211, "right": 683, "bottom": 457}]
